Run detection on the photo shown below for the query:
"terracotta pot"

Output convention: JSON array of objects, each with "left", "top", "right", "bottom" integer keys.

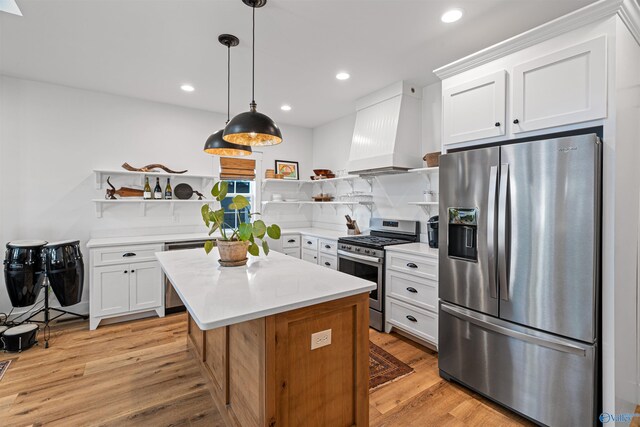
[{"left": 216, "top": 239, "right": 249, "bottom": 266}]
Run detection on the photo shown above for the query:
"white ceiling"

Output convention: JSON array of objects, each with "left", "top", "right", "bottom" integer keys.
[{"left": 0, "top": 0, "right": 596, "bottom": 128}]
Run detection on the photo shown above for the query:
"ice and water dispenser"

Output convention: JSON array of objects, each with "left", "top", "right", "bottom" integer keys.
[{"left": 447, "top": 208, "right": 478, "bottom": 261}]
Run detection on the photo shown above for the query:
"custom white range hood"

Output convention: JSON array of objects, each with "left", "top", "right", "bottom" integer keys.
[{"left": 347, "top": 81, "right": 422, "bottom": 176}]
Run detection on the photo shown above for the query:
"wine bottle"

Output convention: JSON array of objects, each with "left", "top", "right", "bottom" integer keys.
[
  {"left": 153, "top": 178, "right": 162, "bottom": 199},
  {"left": 143, "top": 177, "right": 152, "bottom": 200},
  {"left": 164, "top": 178, "right": 172, "bottom": 200}
]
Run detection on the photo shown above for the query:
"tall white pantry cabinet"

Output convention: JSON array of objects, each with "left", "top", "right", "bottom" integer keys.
[{"left": 434, "top": 0, "right": 640, "bottom": 418}]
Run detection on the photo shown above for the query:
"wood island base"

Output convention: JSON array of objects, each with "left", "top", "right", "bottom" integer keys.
[{"left": 187, "top": 292, "right": 370, "bottom": 427}]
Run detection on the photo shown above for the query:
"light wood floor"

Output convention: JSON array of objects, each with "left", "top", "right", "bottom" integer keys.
[{"left": 0, "top": 313, "right": 531, "bottom": 427}]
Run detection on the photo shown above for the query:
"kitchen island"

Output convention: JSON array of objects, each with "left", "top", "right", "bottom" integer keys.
[{"left": 156, "top": 248, "right": 375, "bottom": 427}]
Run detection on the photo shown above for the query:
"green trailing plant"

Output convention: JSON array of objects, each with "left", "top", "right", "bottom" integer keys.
[{"left": 201, "top": 181, "right": 281, "bottom": 256}]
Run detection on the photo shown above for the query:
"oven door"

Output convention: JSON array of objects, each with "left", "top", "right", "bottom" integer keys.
[{"left": 337, "top": 251, "right": 383, "bottom": 310}]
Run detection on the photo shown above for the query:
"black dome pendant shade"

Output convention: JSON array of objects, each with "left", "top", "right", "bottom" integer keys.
[
  {"left": 222, "top": 0, "right": 282, "bottom": 147},
  {"left": 204, "top": 34, "right": 252, "bottom": 156}
]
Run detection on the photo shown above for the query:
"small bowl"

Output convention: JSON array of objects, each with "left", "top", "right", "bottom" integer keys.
[{"left": 313, "top": 169, "right": 332, "bottom": 176}]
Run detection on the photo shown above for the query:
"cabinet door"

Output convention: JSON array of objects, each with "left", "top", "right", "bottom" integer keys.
[
  {"left": 302, "top": 249, "right": 318, "bottom": 264},
  {"left": 129, "top": 261, "right": 162, "bottom": 312},
  {"left": 283, "top": 247, "right": 300, "bottom": 258},
  {"left": 511, "top": 36, "right": 606, "bottom": 133},
  {"left": 92, "top": 264, "right": 130, "bottom": 317},
  {"left": 443, "top": 70, "right": 506, "bottom": 145}
]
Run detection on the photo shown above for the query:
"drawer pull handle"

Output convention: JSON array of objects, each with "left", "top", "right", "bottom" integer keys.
[
  {"left": 406, "top": 263, "right": 418, "bottom": 269},
  {"left": 324, "top": 245, "right": 331, "bottom": 249},
  {"left": 124, "top": 270, "right": 128, "bottom": 274},
  {"left": 324, "top": 262, "right": 331, "bottom": 266},
  {"left": 513, "top": 119, "right": 519, "bottom": 124},
  {"left": 123, "top": 253, "right": 137, "bottom": 257},
  {"left": 287, "top": 239, "right": 296, "bottom": 243},
  {"left": 494, "top": 122, "right": 500, "bottom": 127},
  {"left": 307, "top": 241, "right": 313, "bottom": 245},
  {"left": 406, "top": 315, "right": 417, "bottom": 322},
  {"left": 406, "top": 287, "right": 418, "bottom": 293},
  {"left": 131, "top": 270, "right": 135, "bottom": 273}
]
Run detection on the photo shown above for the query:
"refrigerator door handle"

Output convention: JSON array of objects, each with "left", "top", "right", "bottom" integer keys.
[
  {"left": 487, "top": 165, "right": 498, "bottom": 299},
  {"left": 440, "top": 303, "right": 588, "bottom": 357},
  {"left": 498, "top": 164, "right": 510, "bottom": 301}
]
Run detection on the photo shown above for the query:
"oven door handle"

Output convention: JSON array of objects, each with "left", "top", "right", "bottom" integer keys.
[{"left": 337, "top": 250, "right": 382, "bottom": 265}]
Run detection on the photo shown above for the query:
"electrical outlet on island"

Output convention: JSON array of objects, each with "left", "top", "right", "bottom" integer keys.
[{"left": 310, "top": 329, "right": 332, "bottom": 350}]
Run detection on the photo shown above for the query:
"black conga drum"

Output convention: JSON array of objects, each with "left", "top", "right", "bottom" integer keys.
[
  {"left": 3, "top": 240, "right": 47, "bottom": 307},
  {"left": 43, "top": 240, "right": 84, "bottom": 306}
]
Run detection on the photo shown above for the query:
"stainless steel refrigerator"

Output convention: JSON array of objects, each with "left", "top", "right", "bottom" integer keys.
[{"left": 438, "top": 134, "right": 601, "bottom": 426}]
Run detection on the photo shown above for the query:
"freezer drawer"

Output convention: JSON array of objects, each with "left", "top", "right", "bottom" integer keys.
[{"left": 439, "top": 303, "right": 597, "bottom": 427}]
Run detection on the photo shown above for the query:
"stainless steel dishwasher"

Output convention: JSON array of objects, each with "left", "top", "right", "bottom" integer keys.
[{"left": 164, "top": 239, "right": 211, "bottom": 314}]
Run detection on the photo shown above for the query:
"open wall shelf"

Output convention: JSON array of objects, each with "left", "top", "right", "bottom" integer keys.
[
  {"left": 261, "top": 200, "right": 373, "bottom": 214},
  {"left": 94, "top": 169, "right": 217, "bottom": 190},
  {"left": 407, "top": 201, "right": 439, "bottom": 215},
  {"left": 92, "top": 198, "right": 214, "bottom": 218}
]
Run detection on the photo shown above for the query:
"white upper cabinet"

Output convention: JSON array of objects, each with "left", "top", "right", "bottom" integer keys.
[
  {"left": 511, "top": 36, "right": 607, "bottom": 133},
  {"left": 443, "top": 70, "right": 506, "bottom": 145}
]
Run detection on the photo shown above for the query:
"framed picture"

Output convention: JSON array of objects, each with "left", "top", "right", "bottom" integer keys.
[{"left": 275, "top": 160, "right": 299, "bottom": 180}]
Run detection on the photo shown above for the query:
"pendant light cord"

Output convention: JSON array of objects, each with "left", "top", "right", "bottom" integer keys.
[
  {"left": 227, "top": 43, "right": 230, "bottom": 124},
  {"left": 251, "top": 5, "right": 256, "bottom": 107}
]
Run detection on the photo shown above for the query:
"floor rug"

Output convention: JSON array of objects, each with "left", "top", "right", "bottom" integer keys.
[
  {"left": 370, "top": 342, "right": 414, "bottom": 390},
  {"left": 0, "top": 359, "right": 12, "bottom": 382}
]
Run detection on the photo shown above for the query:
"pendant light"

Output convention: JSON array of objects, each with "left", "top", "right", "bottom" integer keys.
[
  {"left": 222, "top": 0, "right": 282, "bottom": 146},
  {"left": 204, "top": 34, "right": 252, "bottom": 156}
]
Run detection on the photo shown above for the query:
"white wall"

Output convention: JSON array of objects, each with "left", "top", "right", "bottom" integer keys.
[
  {"left": 0, "top": 75, "right": 313, "bottom": 315},
  {"left": 309, "top": 82, "right": 442, "bottom": 238}
]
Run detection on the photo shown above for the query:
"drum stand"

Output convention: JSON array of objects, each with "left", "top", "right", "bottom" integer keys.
[{"left": 24, "top": 254, "right": 87, "bottom": 348}]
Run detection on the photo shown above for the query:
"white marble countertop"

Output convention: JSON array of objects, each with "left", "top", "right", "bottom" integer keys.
[
  {"left": 87, "top": 227, "right": 351, "bottom": 248},
  {"left": 156, "top": 248, "right": 376, "bottom": 330},
  {"left": 386, "top": 242, "right": 439, "bottom": 258}
]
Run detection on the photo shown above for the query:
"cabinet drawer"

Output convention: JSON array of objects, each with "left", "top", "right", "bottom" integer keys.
[
  {"left": 283, "top": 247, "right": 300, "bottom": 258},
  {"left": 319, "top": 239, "right": 337, "bottom": 255},
  {"left": 387, "top": 252, "right": 437, "bottom": 280},
  {"left": 388, "top": 299, "right": 438, "bottom": 345},
  {"left": 319, "top": 254, "right": 337, "bottom": 270},
  {"left": 282, "top": 235, "right": 301, "bottom": 248},
  {"left": 92, "top": 244, "right": 164, "bottom": 267},
  {"left": 387, "top": 270, "right": 438, "bottom": 312},
  {"left": 302, "top": 248, "right": 318, "bottom": 264},
  {"left": 302, "top": 236, "right": 318, "bottom": 251}
]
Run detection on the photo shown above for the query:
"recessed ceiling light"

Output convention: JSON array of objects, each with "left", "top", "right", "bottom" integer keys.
[
  {"left": 180, "top": 84, "right": 195, "bottom": 92},
  {"left": 280, "top": 104, "right": 292, "bottom": 111},
  {"left": 441, "top": 9, "right": 463, "bottom": 23},
  {"left": 336, "top": 72, "right": 350, "bottom": 81}
]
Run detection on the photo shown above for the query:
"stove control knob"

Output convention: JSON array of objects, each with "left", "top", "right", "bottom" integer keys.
[
  {"left": 364, "top": 249, "right": 370, "bottom": 254},
  {"left": 355, "top": 247, "right": 360, "bottom": 252}
]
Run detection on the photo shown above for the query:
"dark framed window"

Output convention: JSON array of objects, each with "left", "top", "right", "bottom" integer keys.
[{"left": 221, "top": 180, "right": 253, "bottom": 229}]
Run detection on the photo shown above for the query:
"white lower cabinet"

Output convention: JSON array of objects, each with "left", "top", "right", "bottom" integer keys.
[
  {"left": 387, "top": 299, "right": 438, "bottom": 344},
  {"left": 319, "top": 254, "right": 338, "bottom": 270},
  {"left": 301, "top": 236, "right": 338, "bottom": 269},
  {"left": 283, "top": 247, "right": 300, "bottom": 258},
  {"left": 93, "top": 264, "right": 131, "bottom": 317},
  {"left": 90, "top": 244, "right": 164, "bottom": 330},
  {"left": 302, "top": 248, "right": 318, "bottom": 264},
  {"left": 129, "top": 261, "right": 163, "bottom": 312},
  {"left": 385, "top": 247, "right": 439, "bottom": 349}
]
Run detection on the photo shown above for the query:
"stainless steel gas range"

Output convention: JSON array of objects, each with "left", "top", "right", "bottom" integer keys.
[{"left": 337, "top": 218, "right": 420, "bottom": 331}]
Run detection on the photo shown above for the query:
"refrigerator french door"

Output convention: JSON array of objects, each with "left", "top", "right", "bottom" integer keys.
[{"left": 438, "top": 134, "right": 601, "bottom": 427}]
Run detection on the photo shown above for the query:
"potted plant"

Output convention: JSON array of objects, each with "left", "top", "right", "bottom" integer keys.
[{"left": 201, "top": 181, "right": 281, "bottom": 266}]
